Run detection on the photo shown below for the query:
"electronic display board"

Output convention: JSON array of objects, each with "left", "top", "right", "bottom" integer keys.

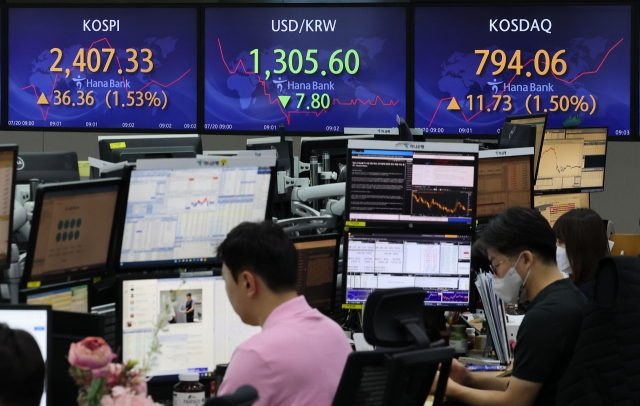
[
  {"left": 8, "top": 8, "right": 198, "bottom": 131},
  {"left": 204, "top": 6, "right": 406, "bottom": 133},
  {"left": 414, "top": 6, "right": 631, "bottom": 137}
]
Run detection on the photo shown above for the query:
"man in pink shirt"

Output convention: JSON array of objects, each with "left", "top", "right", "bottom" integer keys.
[{"left": 216, "top": 221, "right": 352, "bottom": 406}]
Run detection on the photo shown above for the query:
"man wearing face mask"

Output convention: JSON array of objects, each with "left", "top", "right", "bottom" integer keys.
[{"left": 439, "top": 207, "right": 587, "bottom": 406}]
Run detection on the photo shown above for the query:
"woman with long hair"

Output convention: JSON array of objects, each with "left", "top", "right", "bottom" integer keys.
[{"left": 553, "top": 208, "right": 610, "bottom": 297}]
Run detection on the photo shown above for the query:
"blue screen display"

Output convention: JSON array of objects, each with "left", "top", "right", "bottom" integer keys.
[
  {"left": 414, "top": 6, "right": 631, "bottom": 137},
  {"left": 204, "top": 7, "right": 406, "bottom": 133},
  {"left": 8, "top": 8, "right": 198, "bottom": 131}
]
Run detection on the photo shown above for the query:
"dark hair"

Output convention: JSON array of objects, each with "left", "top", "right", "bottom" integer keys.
[
  {"left": 479, "top": 207, "right": 557, "bottom": 265},
  {"left": 217, "top": 221, "right": 297, "bottom": 293},
  {"left": 553, "top": 208, "right": 610, "bottom": 287},
  {"left": 186, "top": 293, "right": 191, "bottom": 296},
  {"left": 0, "top": 323, "right": 45, "bottom": 406}
]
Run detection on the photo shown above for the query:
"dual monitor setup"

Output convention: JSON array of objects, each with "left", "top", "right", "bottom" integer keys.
[
  {"left": 494, "top": 115, "right": 607, "bottom": 227},
  {"left": 341, "top": 114, "right": 608, "bottom": 310}
]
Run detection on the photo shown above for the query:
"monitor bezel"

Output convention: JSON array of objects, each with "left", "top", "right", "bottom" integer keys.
[
  {"left": 476, "top": 147, "right": 535, "bottom": 223},
  {"left": 342, "top": 227, "right": 474, "bottom": 311},
  {"left": 534, "top": 126, "right": 609, "bottom": 195},
  {"left": 21, "top": 178, "right": 123, "bottom": 288},
  {"left": 114, "top": 271, "right": 218, "bottom": 383},
  {"left": 0, "top": 303, "right": 52, "bottom": 406},
  {"left": 290, "top": 232, "right": 342, "bottom": 315},
  {"left": 114, "top": 164, "right": 277, "bottom": 272},
  {"left": 345, "top": 139, "right": 479, "bottom": 232},
  {"left": 0, "top": 144, "right": 18, "bottom": 272}
]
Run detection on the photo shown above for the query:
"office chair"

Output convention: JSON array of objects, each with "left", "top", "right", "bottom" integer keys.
[
  {"left": 557, "top": 257, "right": 640, "bottom": 406},
  {"left": 332, "top": 288, "right": 454, "bottom": 406},
  {"left": 204, "top": 385, "right": 258, "bottom": 406}
]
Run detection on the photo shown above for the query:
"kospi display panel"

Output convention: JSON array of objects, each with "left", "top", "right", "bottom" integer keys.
[
  {"left": 204, "top": 6, "right": 407, "bottom": 133},
  {"left": 414, "top": 6, "right": 631, "bottom": 138},
  {"left": 8, "top": 7, "right": 198, "bottom": 131}
]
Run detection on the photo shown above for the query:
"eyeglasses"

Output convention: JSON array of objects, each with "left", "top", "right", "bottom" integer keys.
[{"left": 489, "top": 257, "right": 511, "bottom": 274}]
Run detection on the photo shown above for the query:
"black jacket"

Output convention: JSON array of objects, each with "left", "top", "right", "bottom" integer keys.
[{"left": 557, "top": 256, "right": 640, "bottom": 406}]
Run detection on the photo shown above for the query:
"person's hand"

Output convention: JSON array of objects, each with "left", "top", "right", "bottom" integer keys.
[
  {"left": 448, "top": 359, "right": 473, "bottom": 387},
  {"left": 429, "top": 371, "right": 441, "bottom": 395}
]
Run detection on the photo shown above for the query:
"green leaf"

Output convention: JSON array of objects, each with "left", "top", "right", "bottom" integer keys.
[{"left": 86, "top": 377, "right": 105, "bottom": 406}]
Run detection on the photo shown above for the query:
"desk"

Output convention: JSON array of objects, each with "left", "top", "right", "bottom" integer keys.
[{"left": 424, "top": 364, "right": 512, "bottom": 406}]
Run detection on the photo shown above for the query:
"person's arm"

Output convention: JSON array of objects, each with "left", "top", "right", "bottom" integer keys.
[
  {"left": 446, "top": 376, "right": 541, "bottom": 406},
  {"left": 447, "top": 359, "right": 510, "bottom": 392}
]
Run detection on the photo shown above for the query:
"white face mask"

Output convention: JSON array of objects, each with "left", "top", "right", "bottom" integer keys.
[
  {"left": 556, "top": 246, "right": 572, "bottom": 274},
  {"left": 492, "top": 253, "right": 531, "bottom": 304}
]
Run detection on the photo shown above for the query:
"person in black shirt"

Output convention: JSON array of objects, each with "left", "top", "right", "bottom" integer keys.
[
  {"left": 436, "top": 207, "right": 587, "bottom": 406},
  {"left": 184, "top": 293, "right": 194, "bottom": 323}
]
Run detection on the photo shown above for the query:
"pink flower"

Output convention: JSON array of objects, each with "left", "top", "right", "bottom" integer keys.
[
  {"left": 101, "top": 386, "right": 158, "bottom": 406},
  {"left": 106, "top": 363, "right": 125, "bottom": 388},
  {"left": 129, "top": 373, "right": 148, "bottom": 396},
  {"left": 68, "top": 337, "right": 116, "bottom": 377}
]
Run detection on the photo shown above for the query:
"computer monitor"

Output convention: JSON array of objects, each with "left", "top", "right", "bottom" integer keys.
[
  {"left": 0, "top": 145, "right": 18, "bottom": 271},
  {"left": 300, "top": 135, "right": 374, "bottom": 176},
  {"left": 0, "top": 304, "right": 51, "bottom": 406},
  {"left": 22, "top": 179, "right": 122, "bottom": 287},
  {"left": 246, "top": 137, "right": 294, "bottom": 176},
  {"left": 117, "top": 165, "right": 273, "bottom": 270},
  {"left": 344, "top": 230, "right": 472, "bottom": 308},
  {"left": 16, "top": 152, "right": 79, "bottom": 184},
  {"left": 98, "top": 135, "right": 203, "bottom": 164},
  {"left": 291, "top": 234, "right": 340, "bottom": 315},
  {"left": 534, "top": 193, "right": 590, "bottom": 227},
  {"left": 498, "top": 122, "right": 536, "bottom": 150},
  {"left": 116, "top": 273, "right": 260, "bottom": 382},
  {"left": 505, "top": 113, "right": 548, "bottom": 177},
  {"left": 477, "top": 148, "right": 534, "bottom": 221},
  {"left": 534, "top": 127, "right": 607, "bottom": 194},
  {"left": 22, "top": 280, "right": 90, "bottom": 313},
  {"left": 346, "top": 139, "right": 479, "bottom": 230}
]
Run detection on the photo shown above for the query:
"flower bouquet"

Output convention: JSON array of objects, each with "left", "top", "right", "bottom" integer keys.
[{"left": 68, "top": 336, "right": 158, "bottom": 406}]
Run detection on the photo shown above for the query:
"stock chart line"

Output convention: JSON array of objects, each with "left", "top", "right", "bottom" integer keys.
[
  {"left": 540, "top": 147, "right": 583, "bottom": 174},
  {"left": 427, "top": 38, "right": 624, "bottom": 128},
  {"left": 216, "top": 38, "right": 400, "bottom": 125},
  {"left": 442, "top": 291, "right": 469, "bottom": 302},
  {"left": 412, "top": 193, "right": 467, "bottom": 215},
  {"left": 190, "top": 197, "right": 213, "bottom": 207},
  {"left": 21, "top": 37, "right": 192, "bottom": 122}
]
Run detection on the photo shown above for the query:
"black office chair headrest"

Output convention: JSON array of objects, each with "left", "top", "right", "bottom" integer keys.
[
  {"left": 592, "top": 256, "right": 640, "bottom": 308},
  {"left": 363, "top": 288, "right": 430, "bottom": 348}
]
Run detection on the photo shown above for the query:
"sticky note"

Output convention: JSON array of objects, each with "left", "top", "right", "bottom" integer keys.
[
  {"left": 78, "top": 161, "right": 90, "bottom": 177},
  {"left": 27, "top": 281, "right": 41, "bottom": 288},
  {"left": 342, "top": 303, "right": 363, "bottom": 310},
  {"left": 110, "top": 142, "right": 126, "bottom": 149},
  {"left": 345, "top": 221, "right": 366, "bottom": 227}
]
